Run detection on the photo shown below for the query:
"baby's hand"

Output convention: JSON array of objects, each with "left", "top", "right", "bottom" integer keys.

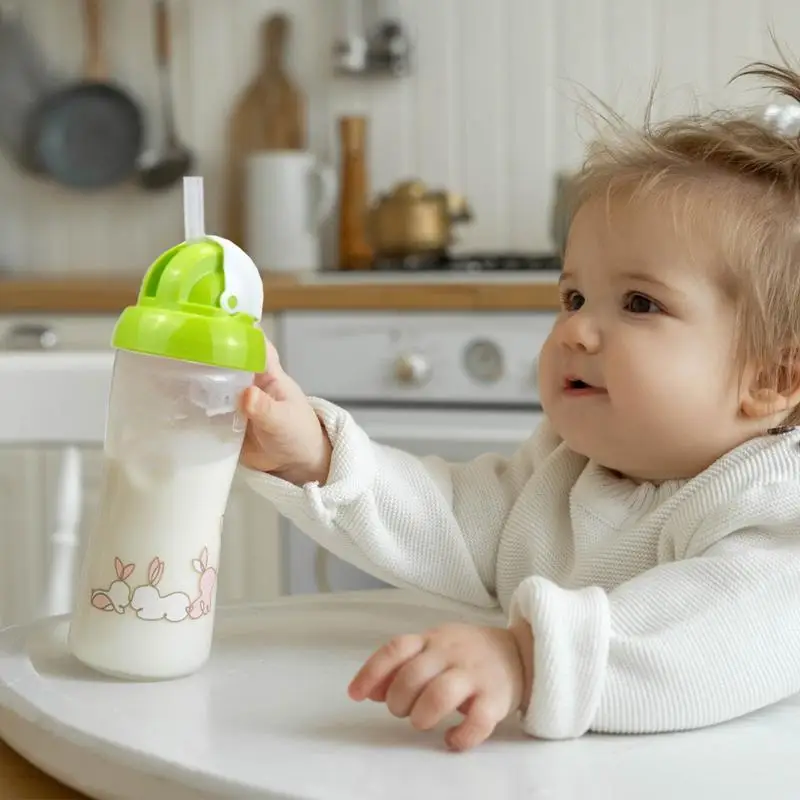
[
  {"left": 348, "top": 622, "right": 529, "bottom": 751},
  {"left": 239, "top": 339, "right": 332, "bottom": 486}
]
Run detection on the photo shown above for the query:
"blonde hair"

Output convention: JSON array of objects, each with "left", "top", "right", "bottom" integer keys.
[{"left": 572, "top": 61, "right": 800, "bottom": 422}]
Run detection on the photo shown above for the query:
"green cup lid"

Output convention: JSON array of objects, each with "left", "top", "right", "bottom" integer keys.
[{"left": 112, "top": 235, "right": 266, "bottom": 373}]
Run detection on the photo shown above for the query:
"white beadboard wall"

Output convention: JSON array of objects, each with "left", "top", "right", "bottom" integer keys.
[{"left": 1, "top": 0, "right": 799, "bottom": 274}]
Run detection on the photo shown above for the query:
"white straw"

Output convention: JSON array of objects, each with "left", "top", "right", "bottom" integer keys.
[{"left": 183, "top": 176, "right": 205, "bottom": 241}]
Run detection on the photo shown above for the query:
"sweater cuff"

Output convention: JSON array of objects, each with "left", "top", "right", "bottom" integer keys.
[
  {"left": 240, "top": 397, "right": 377, "bottom": 529},
  {"left": 509, "top": 577, "right": 610, "bottom": 739}
]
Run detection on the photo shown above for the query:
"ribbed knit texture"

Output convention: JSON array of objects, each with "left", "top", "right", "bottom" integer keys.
[{"left": 243, "top": 398, "right": 800, "bottom": 740}]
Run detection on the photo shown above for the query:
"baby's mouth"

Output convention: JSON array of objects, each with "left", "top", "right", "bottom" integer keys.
[
  {"left": 563, "top": 376, "right": 607, "bottom": 395},
  {"left": 566, "top": 378, "right": 591, "bottom": 389}
]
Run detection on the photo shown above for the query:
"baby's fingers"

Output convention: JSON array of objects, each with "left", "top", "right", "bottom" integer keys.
[
  {"left": 348, "top": 634, "right": 425, "bottom": 701},
  {"left": 261, "top": 337, "right": 284, "bottom": 375},
  {"left": 445, "top": 695, "right": 501, "bottom": 752},
  {"left": 250, "top": 339, "right": 286, "bottom": 396},
  {"left": 365, "top": 667, "right": 400, "bottom": 702},
  {"left": 407, "top": 668, "right": 474, "bottom": 732},
  {"left": 240, "top": 386, "right": 280, "bottom": 431}
]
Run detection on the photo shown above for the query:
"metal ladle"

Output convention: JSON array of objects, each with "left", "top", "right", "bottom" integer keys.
[{"left": 138, "top": 0, "right": 193, "bottom": 191}]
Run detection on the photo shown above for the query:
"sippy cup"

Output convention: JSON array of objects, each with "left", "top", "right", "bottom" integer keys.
[{"left": 68, "top": 179, "right": 266, "bottom": 680}]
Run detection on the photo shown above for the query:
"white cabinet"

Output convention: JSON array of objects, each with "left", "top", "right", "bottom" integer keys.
[
  {"left": 0, "top": 314, "right": 282, "bottom": 627},
  {"left": 0, "top": 449, "right": 46, "bottom": 626}
]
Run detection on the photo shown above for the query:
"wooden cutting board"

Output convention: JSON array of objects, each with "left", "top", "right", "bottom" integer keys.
[{"left": 224, "top": 13, "right": 306, "bottom": 246}]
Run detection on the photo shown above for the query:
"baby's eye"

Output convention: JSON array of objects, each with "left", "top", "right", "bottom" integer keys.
[
  {"left": 560, "top": 290, "right": 585, "bottom": 312},
  {"left": 623, "top": 292, "right": 661, "bottom": 314}
]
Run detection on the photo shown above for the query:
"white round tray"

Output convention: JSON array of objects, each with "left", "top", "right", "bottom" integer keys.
[{"left": 1, "top": 589, "right": 800, "bottom": 800}]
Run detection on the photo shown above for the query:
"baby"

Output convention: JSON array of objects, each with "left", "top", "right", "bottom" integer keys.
[{"left": 239, "top": 61, "right": 800, "bottom": 752}]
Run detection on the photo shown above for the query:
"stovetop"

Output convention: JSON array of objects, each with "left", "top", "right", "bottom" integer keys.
[{"left": 369, "top": 252, "right": 561, "bottom": 272}]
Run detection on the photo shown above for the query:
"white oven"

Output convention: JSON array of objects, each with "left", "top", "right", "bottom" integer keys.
[{"left": 276, "top": 310, "right": 554, "bottom": 595}]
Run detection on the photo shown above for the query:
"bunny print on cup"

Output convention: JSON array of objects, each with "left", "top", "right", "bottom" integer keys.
[
  {"left": 90, "top": 557, "right": 135, "bottom": 613},
  {"left": 130, "top": 558, "right": 193, "bottom": 622},
  {"left": 89, "top": 548, "right": 217, "bottom": 623},
  {"left": 187, "top": 547, "right": 217, "bottom": 619}
]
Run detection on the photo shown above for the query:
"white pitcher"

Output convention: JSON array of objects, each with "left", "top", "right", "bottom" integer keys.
[{"left": 245, "top": 150, "right": 337, "bottom": 272}]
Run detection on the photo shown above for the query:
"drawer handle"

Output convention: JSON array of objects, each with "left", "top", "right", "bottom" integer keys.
[{"left": 4, "top": 323, "right": 59, "bottom": 350}]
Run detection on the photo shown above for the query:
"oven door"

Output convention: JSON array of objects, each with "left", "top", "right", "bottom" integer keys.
[{"left": 281, "top": 405, "right": 543, "bottom": 595}]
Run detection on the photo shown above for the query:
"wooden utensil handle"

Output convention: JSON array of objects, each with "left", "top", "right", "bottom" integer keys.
[
  {"left": 263, "top": 13, "right": 288, "bottom": 67},
  {"left": 155, "top": 0, "right": 170, "bottom": 66},
  {"left": 84, "top": 0, "right": 105, "bottom": 81}
]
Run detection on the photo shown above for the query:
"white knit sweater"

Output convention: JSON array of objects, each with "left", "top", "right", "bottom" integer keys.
[{"left": 243, "top": 398, "right": 800, "bottom": 740}]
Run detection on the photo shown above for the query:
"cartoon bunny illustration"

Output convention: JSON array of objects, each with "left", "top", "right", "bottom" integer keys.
[
  {"left": 91, "top": 557, "right": 135, "bottom": 614},
  {"left": 129, "top": 558, "right": 191, "bottom": 623},
  {"left": 187, "top": 547, "right": 217, "bottom": 619}
]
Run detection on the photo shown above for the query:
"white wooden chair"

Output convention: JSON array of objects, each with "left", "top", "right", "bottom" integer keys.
[{"left": 0, "top": 351, "right": 113, "bottom": 619}]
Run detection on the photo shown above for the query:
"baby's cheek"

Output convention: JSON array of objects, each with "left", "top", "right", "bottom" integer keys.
[{"left": 535, "top": 345, "right": 558, "bottom": 403}]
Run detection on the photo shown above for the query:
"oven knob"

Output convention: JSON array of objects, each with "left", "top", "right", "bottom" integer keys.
[
  {"left": 394, "top": 353, "right": 431, "bottom": 386},
  {"left": 464, "top": 339, "right": 504, "bottom": 383}
]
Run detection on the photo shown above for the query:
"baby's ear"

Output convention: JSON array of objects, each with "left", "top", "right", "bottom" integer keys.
[{"left": 740, "top": 352, "right": 800, "bottom": 420}]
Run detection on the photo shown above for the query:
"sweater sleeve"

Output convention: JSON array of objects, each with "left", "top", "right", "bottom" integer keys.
[
  {"left": 509, "top": 524, "right": 800, "bottom": 739},
  {"left": 242, "top": 398, "right": 559, "bottom": 607}
]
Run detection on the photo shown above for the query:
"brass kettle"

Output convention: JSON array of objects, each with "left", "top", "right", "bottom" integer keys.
[{"left": 367, "top": 180, "right": 473, "bottom": 255}]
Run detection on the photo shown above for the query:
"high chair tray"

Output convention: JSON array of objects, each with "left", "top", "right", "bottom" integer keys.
[{"left": 1, "top": 590, "right": 799, "bottom": 800}]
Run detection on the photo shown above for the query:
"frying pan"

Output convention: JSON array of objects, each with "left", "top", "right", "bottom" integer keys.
[
  {"left": 0, "top": 7, "right": 57, "bottom": 171},
  {"left": 25, "top": 0, "right": 144, "bottom": 189}
]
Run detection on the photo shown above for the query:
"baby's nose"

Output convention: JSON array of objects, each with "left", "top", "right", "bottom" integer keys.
[{"left": 559, "top": 311, "right": 602, "bottom": 353}]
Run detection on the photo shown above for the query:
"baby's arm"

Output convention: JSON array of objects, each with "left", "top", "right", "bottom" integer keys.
[
  {"left": 510, "top": 499, "right": 800, "bottom": 739},
  {"left": 243, "top": 398, "right": 559, "bottom": 607}
]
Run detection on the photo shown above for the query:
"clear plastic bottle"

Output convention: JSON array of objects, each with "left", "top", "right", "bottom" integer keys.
[{"left": 68, "top": 232, "right": 266, "bottom": 680}]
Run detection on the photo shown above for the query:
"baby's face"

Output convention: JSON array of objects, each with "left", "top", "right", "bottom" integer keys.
[{"left": 538, "top": 193, "right": 755, "bottom": 481}]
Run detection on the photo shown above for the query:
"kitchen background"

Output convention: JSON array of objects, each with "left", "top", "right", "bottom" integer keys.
[
  {"left": 3, "top": 4, "right": 800, "bottom": 790},
  {"left": 0, "top": 0, "right": 796, "bottom": 274},
  {"left": 3, "top": 0, "right": 800, "bottom": 630}
]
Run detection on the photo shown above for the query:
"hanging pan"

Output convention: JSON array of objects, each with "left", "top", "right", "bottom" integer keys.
[{"left": 25, "top": 0, "right": 144, "bottom": 189}]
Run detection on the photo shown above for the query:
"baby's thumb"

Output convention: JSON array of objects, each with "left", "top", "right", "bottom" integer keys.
[{"left": 240, "top": 385, "right": 283, "bottom": 436}]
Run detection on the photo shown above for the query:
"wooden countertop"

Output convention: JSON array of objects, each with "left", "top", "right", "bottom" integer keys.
[
  {"left": 0, "top": 272, "right": 561, "bottom": 314},
  {"left": 0, "top": 738, "right": 86, "bottom": 798}
]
